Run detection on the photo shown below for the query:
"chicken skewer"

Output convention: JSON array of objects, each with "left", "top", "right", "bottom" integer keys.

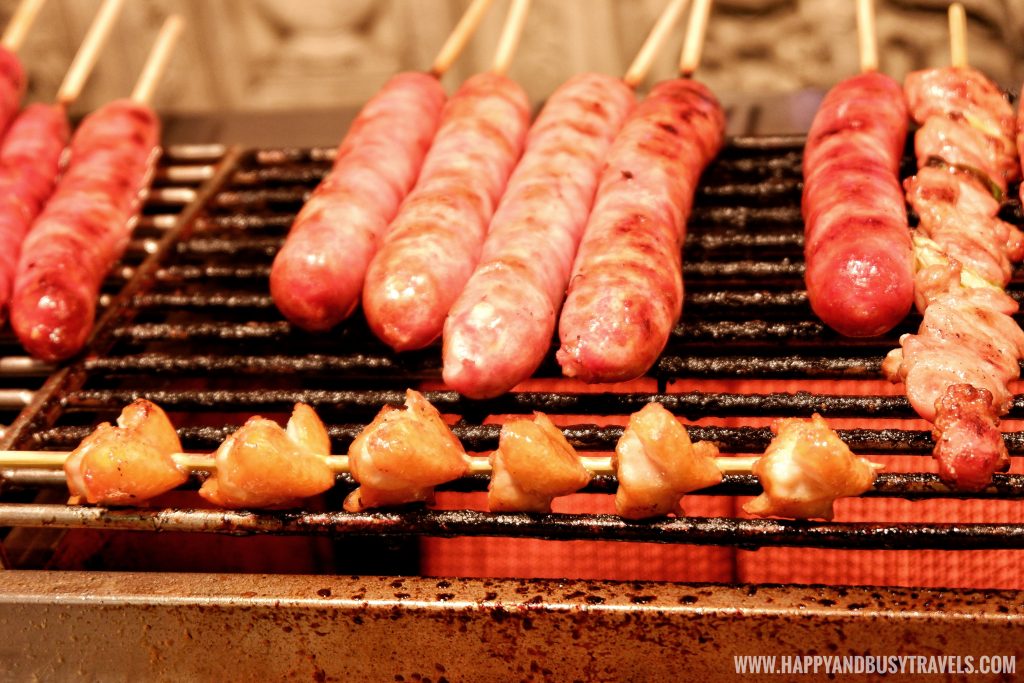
[
  {"left": 0, "top": 0, "right": 126, "bottom": 323},
  {"left": 882, "top": 4, "right": 1024, "bottom": 491}
]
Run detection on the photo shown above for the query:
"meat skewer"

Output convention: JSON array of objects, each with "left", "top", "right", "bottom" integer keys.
[
  {"left": 801, "top": 0, "right": 914, "bottom": 338},
  {"left": 269, "top": 0, "right": 497, "bottom": 332},
  {"left": 0, "top": 0, "right": 127, "bottom": 324},
  {"left": 442, "top": 0, "right": 689, "bottom": 399},
  {"left": 360, "top": 0, "right": 533, "bottom": 351},
  {"left": 5, "top": 394, "right": 880, "bottom": 521},
  {"left": 0, "top": 0, "right": 47, "bottom": 141},
  {"left": 882, "top": 4, "right": 1024, "bottom": 491},
  {"left": 555, "top": 0, "right": 726, "bottom": 383},
  {"left": 9, "top": 14, "right": 183, "bottom": 362}
]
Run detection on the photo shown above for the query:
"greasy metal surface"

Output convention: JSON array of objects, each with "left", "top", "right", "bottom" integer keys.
[{"left": 0, "top": 572, "right": 1020, "bottom": 681}]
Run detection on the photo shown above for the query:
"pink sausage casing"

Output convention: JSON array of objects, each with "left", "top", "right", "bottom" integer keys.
[
  {"left": 0, "top": 47, "right": 25, "bottom": 140},
  {"left": 556, "top": 79, "right": 725, "bottom": 383},
  {"left": 0, "top": 104, "right": 69, "bottom": 323},
  {"left": 362, "top": 72, "right": 531, "bottom": 352},
  {"left": 270, "top": 72, "right": 447, "bottom": 331},
  {"left": 10, "top": 100, "right": 159, "bottom": 361},
  {"left": 802, "top": 72, "right": 913, "bottom": 338},
  {"left": 442, "top": 73, "right": 635, "bottom": 398}
]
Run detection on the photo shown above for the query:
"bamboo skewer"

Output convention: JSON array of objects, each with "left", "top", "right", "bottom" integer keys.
[
  {"left": 130, "top": 14, "right": 184, "bottom": 105},
  {"left": 429, "top": 0, "right": 498, "bottom": 77},
  {"left": 949, "top": 2, "right": 967, "bottom": 69},
  {"left": 490, "top": 0, "right": 531, "bottom": 76},
  {"left": 0, "top": 0, "right": 46, "bottom": 52},
  {"left": 0, "top": 449, "right": 774, "bottom": 477},
  {"left": 856, "top": 0, "right": 878, "bottom": 73},
  {"left": 55, "top": 0, "right": 126, "bottom": 107},
  {"left": 679, "top": 0, "right": 712, "bottom": 76},
  {"left": 623, "top": 0, "right": 689, "bottom": 88}
]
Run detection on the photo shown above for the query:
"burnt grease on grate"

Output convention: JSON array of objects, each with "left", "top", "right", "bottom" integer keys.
[{"left": 2, "top": 135, "right": 1024, "bottom": 560}]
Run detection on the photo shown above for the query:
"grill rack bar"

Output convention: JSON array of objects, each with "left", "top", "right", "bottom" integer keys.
[{"left": 2, "top": 503, "right": 1022, "bottom": 550}]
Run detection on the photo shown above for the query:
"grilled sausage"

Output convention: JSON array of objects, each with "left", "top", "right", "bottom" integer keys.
[
  {"left": 270, "top": 72, "right": 447, "bottom": 331},
  {"left": 10, "top": 99, "right": 159, "bottom": 361},
  {"left": 556, "top": 78, "right": 725, "bottom": 383},
  {"left": 362, "top": 72, "right": 531, "bottom": 352},
  {"left": 442, "top": 73, "right": 635, "bottom": 398},
  {"left": 0, "top": 104, "right": 69, "bottom": 323},
  {"left": 0, "top": 47, "right": 25, "bottom": 138},
  {"left": 801, "top": 72, "right": 913, "bottom": 338}
]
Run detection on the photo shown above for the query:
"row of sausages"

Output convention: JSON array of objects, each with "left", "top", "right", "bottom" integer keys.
[{"left": 271, "top": 70, "right": 726, "bottom": 398}]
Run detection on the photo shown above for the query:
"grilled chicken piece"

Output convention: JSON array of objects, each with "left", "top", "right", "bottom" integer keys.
[
  {"left": 932, "top": 383, "right": 1009, "bottom": 491},
  {"left": 198, "top": 403, "right": 334, "bottom": 509},
  {"left": 743, "top": 414, "right": 877, "bottom": 521},
  {"left": 612, "top": 403, "right": 721, "bottom": 520},
  {"left": 488, "top": 412, "right": 592, "bottom": 513},
  {"left": 345, "top": 389, "right": 470, "bottom": 512},
  {"left": 65, "top": 399, "right": 187, "bottom": 505}
]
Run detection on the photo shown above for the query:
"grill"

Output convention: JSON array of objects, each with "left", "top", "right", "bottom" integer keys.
[{"left": 1, "top": 135, "right": 1022, "bottom": 677}]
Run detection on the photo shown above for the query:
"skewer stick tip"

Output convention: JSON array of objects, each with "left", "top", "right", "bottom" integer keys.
[
  {"left": 856, "top": 0, "right": 879, "bottom": 73},
  {"left": 949, "top": 2, "right": 968, "bottom": 68},
  {"left": 679, "top": 0, "right": 712, "bottom": 77},
  {"left": 490, "top": 0, "right": 531, "bottom": 76},
  {"left": 0, "top": 0, "right": 46, "bottom": 52},
  {"left": 55, "top": 0, "right": 127, "bottom": 107},
  {"left": 429, "top": 0, "right": 497, "bottom": 77},
  {"left": 623, "top": 0, "right": 689, "bottom": 89},
  {"left": 130, "top": 14, "right": 185, "bottom": 106}
]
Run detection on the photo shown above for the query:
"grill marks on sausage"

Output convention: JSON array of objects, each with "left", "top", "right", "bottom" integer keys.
[{"left": 557, "top": 79, "right": 725, "bottom": 383}]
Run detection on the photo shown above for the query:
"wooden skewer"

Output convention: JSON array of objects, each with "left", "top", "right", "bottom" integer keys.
[
  {"left": 130, "top": 14, "right": 185, "bottom": 106},
  {"left": 429, "top": 0, "right": 499, "bottom": 77},
  {"left": 856, "top": 0, "right": 878, "bottom": 73},
  {"left": 55, "top": 0, "right": 126, "bottom": 107},
  {"left": 623, "top": 0, "right": 690, "bottom": 89},
  {"left": 490, "top": 0, "right": 531, "bottom": 76},
  {"left": 679, "top": 0, "right": 712, "bottom": 76},
  {"left": 0, "top": 0, "right": 46, "bottom": 52},
  {"left": 0, "top": 450, "right": 883, "bottom": 477},
  {"left": 949, "top": 2, "right": 967, "bottom": 69}
]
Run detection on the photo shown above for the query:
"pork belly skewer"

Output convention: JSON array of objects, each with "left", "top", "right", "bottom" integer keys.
[
  {"left": 361, "top": 0, "right": 533, "bottom": 352},
  {"left": 0, "top": 0, "right": 126, "bottom": 324},
  {"left": 555, "top": 0, "right": 726, "bottom": 383},
  {"left": 269, "top": 0, "right": 497, "bottom": 332},
  {"left": 9, "top": 15, "right": 183, "bottom": 362},
  {"left": 801, "top": 0, "right": 913, "bottom": 338},
  {"left": 882, "top": 4, "right": 1024, "bottom": 491},
  {"left": 442, "top": 0, "right": 691, "bottom": 399}
]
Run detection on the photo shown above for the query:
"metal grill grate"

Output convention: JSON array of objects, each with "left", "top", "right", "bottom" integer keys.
[{"left": 2, "top": 136, "right": 1023, "bottom": 558}]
